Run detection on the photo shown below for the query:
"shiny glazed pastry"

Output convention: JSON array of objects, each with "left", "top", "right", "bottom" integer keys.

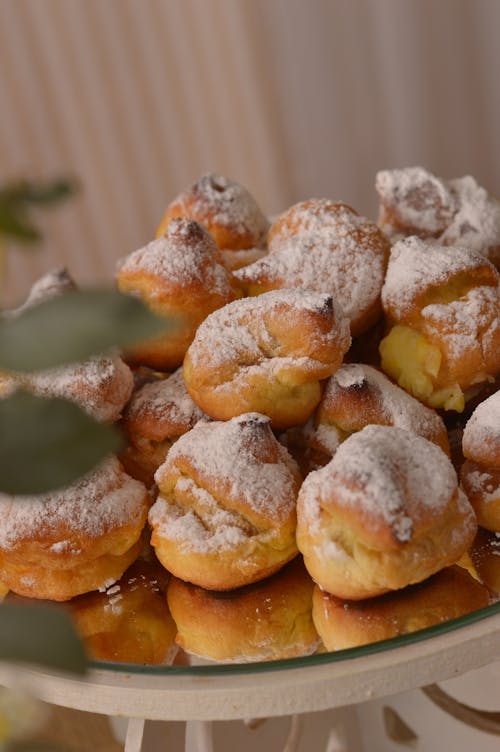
[
  {"left": 460, "top": 390, "right": 500, "bottom": 532},
  {"left": 470, "top": 528, "right": 500, "bottom": 595},
  {"left": 375, "top": 167, "right": 500, "bottom": 268},
  {"left": 149, "top": 413, "right": 301, "bottom": 590},
  {"left": 309, "top": 363, "right": 450, "bottom": 464},
  {"left": 70, "top": 558, "right": 177, "bottom": 665},
  {"left": 0, "top": 457, "right": 150, "bottom": 601},
  {"left": 296, "top": 425, "right": 477, "bottom": 600},
  {"left": 183, "top": 289, "right": 351, "bottom": 429},
  {"left": 117, "top": 218, "right": 236, "bottom": 370},
  {"left": 167, "top": 557, "right": 320, "bottom": 663},
  {"left": 312, "top": 566, "right": 490, "bottom": 651},
  {"left": 155, "top": 173, "right": 269, "bottom": 271},
  {"left": 379, "top": 237, "right": 500, "bottom": 411},
  {"left": 121, "top": 368, "right": 205, "bottom": 486},
  {"left": 237, "top": 199, "right": 390, "bottom": 336}
]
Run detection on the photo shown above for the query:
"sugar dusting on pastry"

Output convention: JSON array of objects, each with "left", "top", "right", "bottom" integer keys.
[
  {"left": 0, "top": 457, "right": 148, "bottom": 548},
  {"left": 301, "top": 425, "right": 458, "bottom": 543}
]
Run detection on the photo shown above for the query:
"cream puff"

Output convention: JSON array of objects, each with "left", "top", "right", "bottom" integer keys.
[
  {"left": 379, "top": 237, "right": 500, "bottom": 411},
  {"left": 236, "top": 199, "right": 390, "bottom": 336},
  {"left": 183, "top": 288, "right": 351, "bottom": 429},
  {"left": 167, "top": 557, "right": 320, "bottom": 663},
  {"left": 0, "top": 457, "right": 150, "bottom": 601},
  {"left": 117, "top": 218, "right": 237, "bottom": 370},
  {"left": 296, "top": 425, "right": 477, "bottom": 599},
  {"left": 149, "top": 413, "right": 300, "bottom": 590},
  {"left": 460, "top": 390, "right": 500, "bottom": 532},
  {"left": 156, "top": 173, "right": 269, "bottom": 271}
]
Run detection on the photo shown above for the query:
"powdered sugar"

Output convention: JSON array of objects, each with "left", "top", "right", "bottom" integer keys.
[
  {"left": 0, "top": 457, "right": 148, "bottom": 549},
  {"left": 245, "top": 201, "right": 387, "bottom": 330},
  {"left": 382, "top": 236, "right": 495, "bottom": 318},
  {"left": 376, "top": 167, "right": 454, "bottom": 237},
  {"left": 321, "top": 364, "right": 447, "bottom": 438},
  {"left": 186, "top": 288, "right": 350, "bottom": 372},
  {"left": 124, "top": 368, "right": 205, "bottom": 439},
  {"left": 376, "top": 167, "right": 500, "bottom": 264},
  {"left": 23, "top": 353, "right": 133, "bottom": 423},
  {"left": 463, "top": 391, "right": 500, "bottom": 460},
  {"left": 178, "top": 173, "right": 269, "bottom": 244},
  {"left": 154, "top": 413, "right": 299, "bottom": 525},
  {"left": 118, "top": 218, "right": 233, "bottom": 298},
  {"left": 300, "top": 425, "right": 457, "bottom": 543},
  {"left": 7, "top": 268, "right": 76, "bottom": 317},
  {"left": 421, "top": 284, "right": 499, "bottom": 360}
]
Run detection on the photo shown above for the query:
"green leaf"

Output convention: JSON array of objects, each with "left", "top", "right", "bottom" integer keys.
[
  {"left": 0, "top": 178, "right": 77, "bottom": 244},
  {"left": 0, "top": 178, "right": 78, "bottom": 206},
  {"left": 0, "top": 204, "right": 40, "bottom": 243},
  {"left": 0, "top": 603, "right": 87, "bottom": 674},
  {"left": 0, "top": 392, "right": 123, "bottom": 495},
  {"left": 0, "top": 289, "right": 169, "bottom": 372}
]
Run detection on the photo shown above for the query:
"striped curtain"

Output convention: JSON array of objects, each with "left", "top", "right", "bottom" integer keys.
[{"left": 1, "top": 0, "right": 499, "bottom": 304}]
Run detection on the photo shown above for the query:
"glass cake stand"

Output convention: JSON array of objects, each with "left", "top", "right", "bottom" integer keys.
[{"left": 0, "top": 601, "right": 499, "bottom": 751}]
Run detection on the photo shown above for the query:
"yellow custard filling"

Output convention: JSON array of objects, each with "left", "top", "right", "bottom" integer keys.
[{"left": 379, "top": 325, "right": 465, "bottom": 412}]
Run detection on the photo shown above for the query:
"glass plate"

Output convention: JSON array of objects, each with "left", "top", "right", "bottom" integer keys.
[{"left": 88, "top": 599, "right": 500, "bottom": 676}]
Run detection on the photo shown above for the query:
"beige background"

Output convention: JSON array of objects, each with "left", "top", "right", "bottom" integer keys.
[{"left": 1, "top": 0, "right": 499, "bottom": 304}]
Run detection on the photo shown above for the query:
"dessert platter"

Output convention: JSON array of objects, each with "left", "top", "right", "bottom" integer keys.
[{"left": 0, "top": 167, "right": 499, "bottom": 734}]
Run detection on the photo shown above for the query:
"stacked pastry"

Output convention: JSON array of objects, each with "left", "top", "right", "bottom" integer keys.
[{"left": 2, "top": 168, "right": 499, "bottom": 664}]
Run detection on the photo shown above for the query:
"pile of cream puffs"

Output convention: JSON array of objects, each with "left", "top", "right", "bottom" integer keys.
[{"left": 0, "top": 166, "right": 499, "bottom": 665}]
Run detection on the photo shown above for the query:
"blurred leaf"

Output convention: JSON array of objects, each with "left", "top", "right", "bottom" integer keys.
[
  {"left": 0, "top": 204, "right": 40, "bottom": 243},
  {"left": 0, "top": 290, "right": 169, "bottom": 372},
  {"left": 0, "top": 603, "right": 87, "bottom": 674},
  {"left": 0, "top": 179, "right": 77, "bottom": 206},
  {"left": 0, "top": 392, "right": 123, "bottom": 495},
  {"left": 0, "top": 178, "right": 77, "bottom": 245}
]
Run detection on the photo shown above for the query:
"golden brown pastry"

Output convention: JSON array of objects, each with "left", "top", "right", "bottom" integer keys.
[
  {"left": 470, "top": 527, "right": 500, "bottom": 595},
  {"left": 117, "top": 218, "right": 237, "bottom": 370},
  {"left": 313, "top": 566, "right": 490, "bottom": 651},
  {"left": 236, "top": 199, "right": 390, "bottom": 336},
  {"left": 0, "top": 457, "right": 150, "bottom": 601},
  {"left": 156, "top": 173, "right": 269, "bottom": 271},
  {"left": 167, "top": 557, "right": 320, "bottom": 663},
  {"left": 296, "top": 425, "right": 477, "bottom": 600},
  {"left": 309, "top": 363, "right": 450, "bottom": 465},
  {"left": 121, "top": 368, "right": 205, "bottom": 486},
  {"left": 149, "top": 413, "right": 301, "bottom": 590},
  {"left": 375, "top": 167, "right": 500, "bottom": 267},
  {"left": 70, "top": 558, "right": 177, "bottom": 664},
  {"left": 460, "top": 390, "right": 500, "bottom": 531},
  {"left": 183, "top": 289, "right": 351, "bottom": 429},
  {"left": 379, "top": 237, "right": 500, "bottom": 411}
]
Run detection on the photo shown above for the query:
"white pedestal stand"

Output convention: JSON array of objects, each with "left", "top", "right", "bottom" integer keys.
[{"left": 1, "top": 611, "right": 499, "bottom": 751}]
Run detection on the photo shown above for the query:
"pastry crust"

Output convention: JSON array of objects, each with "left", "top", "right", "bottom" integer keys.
[
  {"left": 156, "top": 173, "right": 269, "bottom": 259},
  {"left": 296, "top": 425, "right": 477, "bottom": 599},
  {"left": 117, "top": 218, "right": 236, "bottom": 370},
  {"left": 238, "top": 199, "right": 389, "bottom": 336},
  {"left": 167, "top": 557, "right": 320, "bottom": 663},
  {"left": 70, "top": 558, "right": 177, "bottom": 665},
  {"left": 0, "top": 458, "right": 150, "bottom": 601},
  {"left": 121, "top": 368, "right": 205, "bottom": 486},
  {"left": 310, "top": 363, "right": 450, "bottom": 465},
  {"left": 376, "top": 167, "right": 500, "bottom": 267},
  {"left": 313, "top": 566, "right": 490, "bottom": 651},
  {"left": 149, "top": 413, "right": 301, "bottom": 590},
  {"left": 183, "top": 289, "right": 351, "bottom": 429},
  {"left": 380, "top": 237, "right": 500, "bottom": 411}
]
